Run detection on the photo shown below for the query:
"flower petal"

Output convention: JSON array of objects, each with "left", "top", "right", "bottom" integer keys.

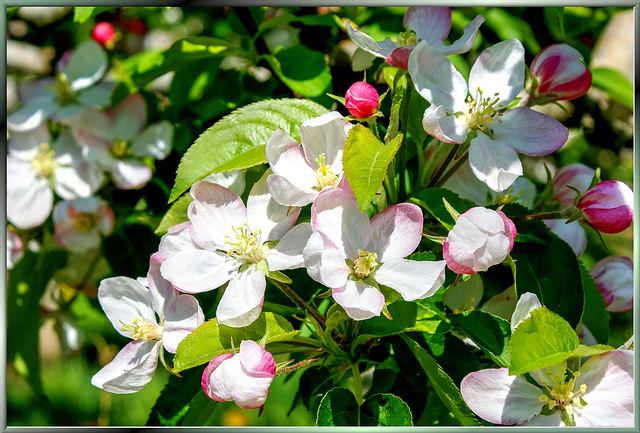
[
  {"left": 91, "top": 340, "right": 160, "bottom": 394},
  {"left": 111, "top": 159, "right": 152, "bottom": 190},
  {"left": 162, "top": 294, "right": 204, "bottom": 354},
  {"left": 469, "top": 39, "right": 525, "bottom": 107},
  {"left": 374, "top": 258, "right": 446, "bottom": 301},
  {"left": 460, "top": 368, "right": 545, "bottom": 425},
  {"left": 265, "top": 222, "right": 313, "bottom": 271},
  {"left": 492, "top": 107, "right": 568, "bottom": 156},
  {"left": 368, "top": 203, "right": 423, "bottom": 261},
  {"left": 408, "top": 40, "right": 468, "bottom": 113},
  {"left": 72, "top": 106, "right": 114, "bottom": 148},
  {"left": 300, "top": 111, "right": 347, "bottom": 173},
  {"left": 469, "top": 132, "right": 523, "bottom": 192},
  {"left": 435, "top": 15, "right": 485, "bottom": 55},
  {"left": 421, "top": 104, "right": 468, "bottom": 144},
  {"left": 8, "top": 123, "right": 51, "bottom": 154},
  {"left": 76, "top": 81, "right": 116, "bottom": 107},
  {"left": 159, "top": 222, "right": 200, "bottom": 260},
  {"left": 216, "top": 267, "right": 266, "bottom": 328},
  {"left": 7, "top": 95, "right": 56, "bottom": 132},
  {"left": 64, "top": 40, "right": 107, "bottom": 91},
  {"left": 7, "top": 156, "right": 53, "bottom": 229},
  {"left": 98, "top": 276, "right": 156, "bottom": 338},
  {"left": 160, "top": 249, "right": 236, "bottom": 294},
  {"left": 332, "top": 279, "right": 385, "bottom": 321},
  {"left": 247, "top": 170, "right": 300, "bottom": 241},
  {"left": 131, "top": 121, "right": 174, "bottom": 160},
  {"left": 112, "top": 93, "right": 147, "bottom": 141},
  {"left": 54, "top": 163, "right": 104, "bottom": 199},
  {"left": 303, "top": 231, "right": 351, "bottom": 289},
  {"left": 203, "top": 171, "right": 246, "bottom": 197},
  {"left": 188, "top": 181, "right": 247, "bottom": 251},
  {"left": 510, "top": 292, "right": 542, "bottom": 332},
  {"left": 576, "top": 350, "right": 634, "bottom": 412},
  {"left": 405, "top": 7, "right": 451, "bottom": 45},
  {"left": 346, "top": 20, "right": 386, "bottom": 57},
  {"left": 146, "top": 252, "right": 176, "bottom": 316},
  {"left": 266, "top": 174, "right": 318, "bottom": 207},
  {"left": 573, "top": 400, "right": 634, "bottom": 427}
]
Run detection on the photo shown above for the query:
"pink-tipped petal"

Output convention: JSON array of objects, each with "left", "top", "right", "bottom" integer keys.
[
  {"left": 265, "top": 222, "right": 313, "bottom": 271},
  {"left": 589, "top": 256, "right": 633, "bottom": 312},
  {"left": 160, "top": 249, "right": 236, "bottom": 294},
  {"left": 91, "top": 340, "right": 160, "bottom": 394},
  {"left": 405, "top": 7, "right": 451, "bottom": 45},
  {"left": 368, "top": 203, "right": 424, "bottom": 261},
  {"left": 162, "top": 294, "right": 204, "bottom": 354},
  {"left": 374, "top": 258, "right": 446, "bottom": 301},
  {"left": 492, "top": 107, "right": 568, "bottom": 156},
  {"left": 247, "top": 171, "right": 300, "bottom": 242},
  {"left": 112, "top": 93, "right": 147, "bottom": 141},
  {"left": 216, "top": 267, "right": 266, "bottom": 328}
]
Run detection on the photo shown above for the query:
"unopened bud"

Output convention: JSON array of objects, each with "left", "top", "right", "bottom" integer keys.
[{"left": 345, "top": 81, "right": 379, "bottom": 119}]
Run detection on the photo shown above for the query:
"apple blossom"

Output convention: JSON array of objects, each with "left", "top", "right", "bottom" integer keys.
[
  {"left": 530, "top": 44, "right": 592, "bottom": 103},
  {"left": 159, "top": 173, "right": 312, "bottom": 327},
  {"left": 552, "top": 162, "right": 596, "bottom": 208},
  {"left": 265, "top": 111, "right": 351, "bottom": 206},
  {"left": 460, "top": 350, "right": 634, "bottom": 426},
  {"left": 72, "top": 92, "right": 174, "bottom": 190},
  {"left": 7, "top": 125, "right": 104, "bottom": 229},
  {"left": 576, "top": 181, "right": 634, "bottom": 234},
  {"left": 201, "top": 340, "right": 276, "bottom": 409},
  {"left": 443, "top": 207, "right": 517, "bottom": 274},
  {"left": 91, "top": 252, "right": 204, "bottom": 394},
  {"left": 589, "top": 256, "right": 633, "bottom": 312},
  {"left": 347, "top": 7, "right": 485, "bottom": 69},
  {"left": 408, "top": 38, "right": 569, "bottom": 192},
  {"left": 92, "top": 22, "right": 117, "bottom": 48},
  {"left": 303, "top": 179, "right": 446, "bottom": 320},
  {"left": 345, "top": 81, "right": 379, "bottom": 118},
  {"left": 53, "top": 197, "right": 114, "bottom": 252},
  {"left": 6, "top": 228, "right": 24, "bottom": 270},
  {"left": 7, "top": 40, "right": 114, "bottom": 131}
]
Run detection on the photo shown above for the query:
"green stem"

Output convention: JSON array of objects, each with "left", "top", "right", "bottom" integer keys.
[
  {"left": 270, "top": 279, "right": 326, "bottom": 325},
  {"left": 426, "top": 142, "right": 457, "bottom": 188},
  {"left": 367, "top": 118, "right": 381, "bottom": 141},
  {"left": 509, "top": 208, "right": 575, "bottom": 221},
  {"left": 434, "top": 150, "right": 469, "bottom": 188},
  {"left": 397, "top": 75, "right": 413, "bottom": 203},
  {"left": 351, "top": 361, "right": 363, "bottom": 406}
]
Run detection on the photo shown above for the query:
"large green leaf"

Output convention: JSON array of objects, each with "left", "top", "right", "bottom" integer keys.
[
  {"left": 155, "top": 194, "right": 193, "bottom": 236},
  {"left": 591, "top": 67, "right": 633, "bottom": 109},
  {"left": 257, "top": 12, "right": 340, "bottom": 34},
  {"left": 412, "top": 187, "right": 476, "bottom": 230},
  {"left": 73, "top": 7, "right": 116, "bottom": 23},
  {"left": 316, "top": 388, "right": 413, "bottom": 426},
  {"left": 448, "top": 310, "right": 511, "bottom": 367},
  {"left": 544, "top": 7, "right": 565, "bottom": 40},
  {"left": 172, "top": 312, "right": 298, "bottom": 373},
  {"left": 579, "top": 262, "right": 610, "bottom": 344},
  {"left": 266, "top": 45, "right": 333, "bottom": 99},
  {"left": 400, "top": 335, "right": 481, "bottom": 426},
  {"left": 509, "top": 307, "right": 579, "bottom": 375},
  {"left": 343, "top": 124, "right": 403, "bottom": 212},
  {"left": 146, "top": 368, "right": 202, "bottom": 426},
  {"left": 169, "top": 98, "right": 329, "bottom": 202},
  {"left": 353, "top": 300, "right": 451, "bottom": 348},
  {"left": 510, "top": 219, "right": 584, "bottom": 328}
]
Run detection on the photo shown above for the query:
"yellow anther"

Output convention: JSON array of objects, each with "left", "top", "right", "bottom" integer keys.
[
  {"left": 111, "top": 138, "right": 132, "bottom": 158},
  {"left": 74, "top": 213, "right": 95, "bottom": 232},
  {"left": 353, "top": 249, "right": 378, "bottom": 279},
  {"left": 121, "top": 316, "right": 163, "bottom": 341},
  {"left": 539, "top": 395, "right": 549, "bottom": 402},
  {"left": 225, "top": 223, "right": 264, "bottom": 264},
  {"left": 32, "top": 142, "right": 56, "bottom": 178},
  {"left": 396, "top": 29, "right": 417, "bottom": 47},
  {"left": 55, "top": 72, "right": 75, "bottom": 104},
  {"left": 315, "top": 153, "right": 339, "bottom": 189}
]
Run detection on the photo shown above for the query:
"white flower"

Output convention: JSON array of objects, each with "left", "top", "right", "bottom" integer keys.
[
  {"left": 53, "top": 197, "right": 114, "bottom": 252},
  {"left": 303, "top": 180, "right": 446, "bottom": 320},
  {"left": 91, "top": 252, "right": 204, "bottom": 394},
  {"left": 159, "top": 172, "right": 312, "bottom": 327},
  {"left": 6, "top": 227, "right": 24, "bottom": 270}
]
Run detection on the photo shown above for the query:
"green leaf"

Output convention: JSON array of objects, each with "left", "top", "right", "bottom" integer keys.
[
  {"left": 180, "top": 392, "right": 218, "bottom": 426},
  {"left": 257, "top": 12, "right": 340, "bottom": 35},
  {"left": 509, "top": 307, "right": 579, "bottom": 375},
  {"left": 265, "top": 45, "right": 333, "bottom": 99},
  {"left": 591, "top": 67, "right": 633, "bottom": 109},
  {"left": 400, "top": 335, "right": 481, "bottom": 426},
  {"left": 579, "top": 262, "right": 610, "bottom": 344},
  {"left": 169, "top": 98, "right": 328, "bottom": 202},
  {"left": 448, "top": 310, "right": 511, "bottom": 367},
  {"left": 316, "top": 387, "right": 360, "bottom": 426},
  {"left": 510, "top": 220, "right": 584, "bottom": 328},
  {"left": 147, "top": 368, "right": 202, "bottom": 426},
  {"left": 360, "top": 393, "right": 413, "bottom": 426},
  {"left": 155, "top": 194, "right": 193, "bottom": 235},
  {"left": 544, "top": 7, "right": 565, "bottom": 40},
  {"left": 353, "top": 300, "right": 451, "bottom": 348},
  {"left": 413, "top": 187, "right": 476, "bottom": 230},
  {"left": 73, "top": 7, "right": 115, "bottom": 23},
  {"left": 343, "top": 124, "right": 403, "bottom": 212},
  {"left": 172, "top": 312, "right": 298, "bottom": 373},
  {"left": 7, "top": 250, "right": 66, "bottom": 397},
  {"left": 569, "top": 344, "right": 614, "bottom": 358},
  {"left": 291, "top": 366, "right": 334, "bottom": 414}
]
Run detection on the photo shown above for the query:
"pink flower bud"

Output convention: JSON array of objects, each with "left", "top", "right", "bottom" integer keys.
[
  {"left": 576, "top": 180, "right": 633, "bottom": 234},
  {"left": 345, "top": 82, "right": 379, "bottom": 118},
  {"left": 589, "top": 256, "right": 633, "bottom": 312},
  {"left": 552, "top": 163, "right": 595, "bottom": 208},
  {"left": 92, "top": 22, "right": 117, "bottom": 48},
  {"left": 443, "top": 207, "right": 517, "bottom": 274},
  {"left": 201, "top": 340, "right": 276, "bottom": 409},
  {"left": 530, "top": 44, "right": 592, "bottom": 101}
]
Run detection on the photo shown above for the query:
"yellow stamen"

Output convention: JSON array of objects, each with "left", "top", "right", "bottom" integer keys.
[
  {"left": 353, "top": 249, "right": 378, "bottom": 279},
  {"left": 396, "top": 29, "right": 417, "bottom": 47},
  {"left": 111, "top": 138, "right": 132, "bottom": 158},
  {"left": 120, "top": 316, "right": 163, "bottom": 340},
  {"left": 315, "top": 153, "right": 339, "bottom": 189},
  {"left": 225, "top": 223, "right": 264, "bottom": 264},
  {"left": 32, "top": 143, "right": 56, "bottom": 178}
]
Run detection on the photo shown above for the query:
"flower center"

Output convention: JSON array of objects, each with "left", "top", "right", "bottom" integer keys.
[
  {"left": 55, "top": 73, "right": 75, "bottom": 105},
  {"left": 353, "top": 249, "right": 379, "bottom": 279},
  {"left": 32, "top": 143, "right": 56, "bottom": 178},
  {"left": 315, "top": 153, "right": 339, "bottom": 189},
  {"left": 538, "top": 370, "right": 587, "bottom": 416},
  {"left": 111, "top": 138, "right": 132, "bottom": 158},
  {"left": 465, "top": 87, "right": 505, "bottom": 132},
  {"left": 224, "top": 222, "right": 264, "bottom": 264},
  {"left": 120, "top": 316, "right": 163, "bottom": 340},
  {"left": 452, "top": 297, "right": 476, "bottom": 314},
  {"left": 74, "top": 212, "right": 95, "bottom": 232},
  {"left": 396, "top": 29, "right": 417, "bottom": 47}
]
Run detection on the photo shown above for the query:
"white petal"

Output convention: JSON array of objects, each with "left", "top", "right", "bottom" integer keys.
[
  {"left": 374, "top": 259, "right": 446, "bottom": 301},
  {"left": 520, "top": 412, "right": 564, "bottom": 426},
  {"left": 203, "top": 171, "right": 245, "bottom": 197},
  {"left": 160, "top": 249, "right": 236, "bottom": 294},
  {"left": 510, "top": 292, "right": 542, "bottom": 332},
  {"left": 54, "top": 163, "right": 103, "bottom": 199},
  {"left": 91, "top": 340, "right": 159, "bottom": 394},
  {"left": 408, "top": 40, "right": 467, "bottom": 113},
  {"left": 573, "top": 401, "right": 634, "bottom": 427},
  {"left": 299, "top": 111, "right": 347, "bottom": 173},
  {"left": 7, "top": 95, "right": 55, "bottom": 132},
  {"left": 97, "top": 276, "right": 156, "bottom": 338},
  {"left": 576, "top": 350, "right": 634, "bottom": 412},
  {"left": 469, "top": 39, "right": 525, "bottom": 107},
  {"left": 405, "top": 7, "right": 451, "bottom": 45},
  {"left": 435, "top": 15, "right": 485, "bottom": 55},
  {"left": 460, "top": 368, "right": 544, "bottom": 425},
  {"left": 492, "top": 107, "right": 568, "bottom": 156},
  {"left": 111, "top": 159, "right": 152, "bottom": 190},
  {"left": 265, "top": 222, "right": 313, "bottom": 271},
  {"left": 368, "top": 203, "right": 423, "bottom": 261},
  {"left": 146, "top": 252, "right": 176, "bottom": 317},
  {"left": 76, "top": 81, "right": 115, "bottom": 107},
  {"left": 159, "top": 222, "right": 200, "bottom": 261},
  {"left": 247, "top": 170, "right": 300, "bottom": 242},
  {"left": 265, "top": 129, "right": 318, "bottom": 195},
  {"left": 162, "top": 294, "right": 204, "bottom": 354},
  {"left": 112, "top": 93, "right": 146, "bottom": 141},
  {"left": 469, "top": 132, "right": 523, "bottom": 192},
  {"left": 72, "top": 106, "right": 114, "bottom": 148},
  {"left": 8, "top": 123, "right": 51, "bottom": 153},
  {"left": 64, "top": 40, "right": 107, "bottom": 91},
  {"left": 421, "top": 104, "right": 468, "bottom": 144},
  {"left": 303, "top": 231, "right": 351, "bottom": 288},
  {"left": 266, "top": 174, "right": 319, "bottom": 207},
  {"left": 216, "top": 267, "right": 266, "bottom": 328},
  {"left": 7, "top": 157, "right": 53, "bottom": 229},
  {"left": 346, "top": 20, "right": 385, "bottom": 57},
  {"left": 131, "top": 121, "right": 174, "bottom": 160},
  {"left": 332, "top": 279, "right": 385, "bottom": 321}
]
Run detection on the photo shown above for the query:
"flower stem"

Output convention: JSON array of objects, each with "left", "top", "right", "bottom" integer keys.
[
  {"left": 276, "top": 357, "right": 322, "bottom": 376},
  {"left": 397, "top": 75, "right": 413, "bottom": 203},
  {"left": 434, "top": 149, "right": 469, "bottom": 188},
  {"left": 427, "top": 142, "right": 458, "bottom": 188},
  {"left": 351, "top": 361, "right": 363, "bottom": 406},
  {"left": 270, "top": 279, "right": 326, "bottom": 325},
  {"left": 509, "top": 208, "right": 575, "bottom": 221}
]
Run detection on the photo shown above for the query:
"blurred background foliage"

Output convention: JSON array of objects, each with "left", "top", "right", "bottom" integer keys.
[{"left": 5, "top": 5, "right": 633, "bottom": 426}]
